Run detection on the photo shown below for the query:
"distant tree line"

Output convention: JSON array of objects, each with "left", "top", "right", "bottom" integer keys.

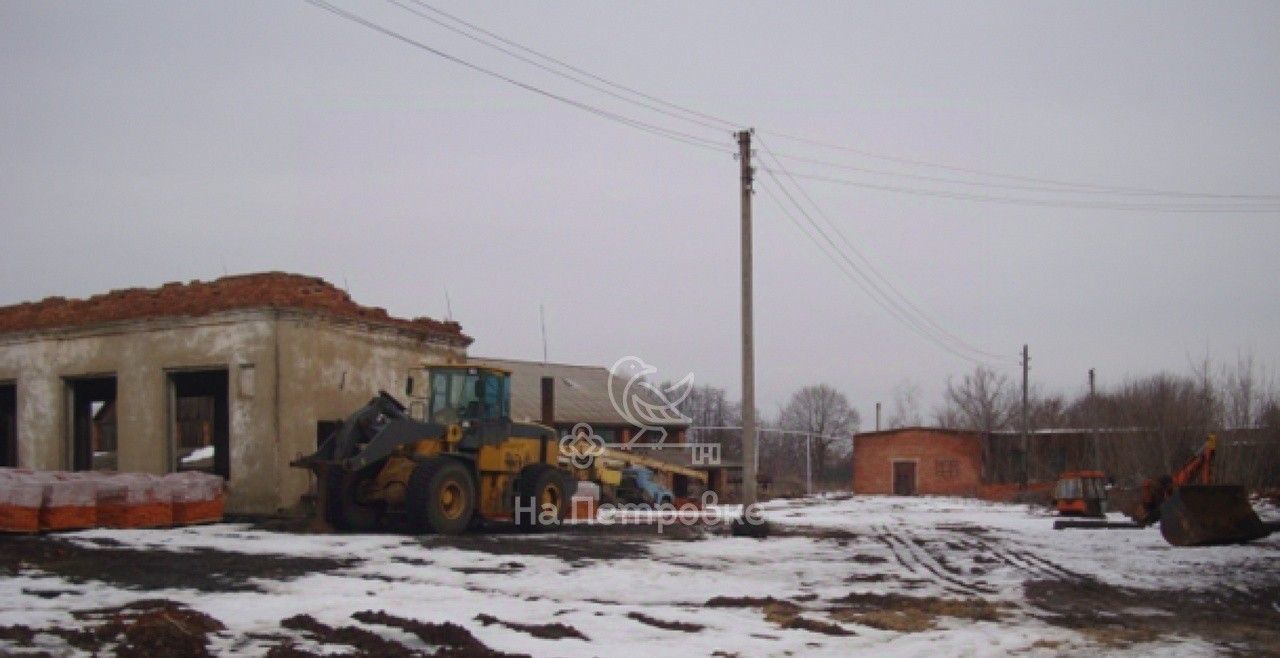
[
  {"left": 671, "top": 352, "right": 1279, "bottom": 493},
  {"left": 916, "top": 354, "right": 1280, "bottom": 487}
]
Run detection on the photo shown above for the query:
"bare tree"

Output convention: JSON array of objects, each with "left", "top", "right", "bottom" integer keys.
[
  {"left": 1027, "top": 387, "right": 1069, "bottom": 429},
  {"left": 936, "top": 365, "right": 1016, "bottom": 432},
  {"left": 777, "top": 384, "right": 860, "bottom": 485},
  {"left": 929, "top": 356, "right": 1279, "bottom": 489},
  {"left": 1217, "top": 352, "right": 1273, "bottom": 428},
  {"left": 886, "top": 380, "right": 923, "bottom": 429},
  {"left": 672, "top": 383, "right": 741, "bottom": 461}
]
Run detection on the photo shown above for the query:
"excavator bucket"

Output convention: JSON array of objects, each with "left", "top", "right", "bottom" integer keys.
[{"left": 1158, "top": 485, "right": 1270, "bottom": 547}]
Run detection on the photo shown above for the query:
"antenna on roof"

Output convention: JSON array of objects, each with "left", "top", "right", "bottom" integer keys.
[
  {"left": 444, "top": 287, "right": 454, "bottom": 322},
  {"left": 540, "top": 303, "right": 548, "bottom": 364}
]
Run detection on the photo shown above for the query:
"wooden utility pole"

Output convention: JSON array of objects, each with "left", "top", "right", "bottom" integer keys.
[
  {"left": 1020, "top": 344, "right": 1030, "bottom": 485},
  {"left": 738, "top": 129, "right": 757, "bottom": 506},
  {"left": 539, "top": 303, "right": 548, "bottom": 364},
  {"left": 1089, "top": 368, "right": 1100, "bottom": 469},
  {"left": 875, "top": 402, "right": 881, "bottom": 431}
]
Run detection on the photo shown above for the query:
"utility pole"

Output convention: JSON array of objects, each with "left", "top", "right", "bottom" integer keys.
[
  {"left": 1089, "top": 368, "right": 1100, "bottom": 470},
  {"left": 738, "top": 129, "right": 758, "bottom": 507},
  {"left": 539, "top": 304, "right": 548, "bottom": 364},
  {"left": 875, "top": 402, "right": 881, "bottom": 431},
  {"left": 804, "top": 434, "right": 812, "bottom": 495},
  {"left": 1021, "top": 344, "right": 1030, "bottom": 486}
]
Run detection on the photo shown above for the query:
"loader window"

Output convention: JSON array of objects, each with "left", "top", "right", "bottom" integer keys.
[{"left": 429, "top": 370, "right": 510, "bottom": 423}]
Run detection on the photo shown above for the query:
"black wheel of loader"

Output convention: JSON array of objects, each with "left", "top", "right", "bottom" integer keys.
[
  {"left": 326, "top": 468, "right": 382, "bottom": 533},
  {"left": 405, "top": 457, "right": 475, "bottom": 535},
  {"left": 516, "top": 464, "right": 572, "bottom": 532}
]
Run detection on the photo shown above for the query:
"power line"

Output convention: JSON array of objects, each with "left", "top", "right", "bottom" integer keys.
[
  {"left": 763, "top": 130, "right": 1280, "bottom": 201},
  {"left": 395, "top": 1, "right": 1278, "bottom": 203},
  {"left": 759, "top": 171, "right": 1014, "bottom": 367},
  {"left": 304, "top": 0, "right": 734, "bottom": 155},
  {"left": 389, "top": 0, "right": 733, "bottom": 134},
  {"left": 765, "top": 168, "right": 1280, "bottom": 213},
  {"left": 757, "top": 135, "right": 1008, "bottom": 360},
  {"left": 398, "top": 0, "right": 741, "bottom": 131},
  {"left": 768, "top": 149, "right": 1280, "bottom": 202}
]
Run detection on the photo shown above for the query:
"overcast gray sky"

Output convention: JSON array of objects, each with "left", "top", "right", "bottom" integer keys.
[{"left": 3, "top": 1, "right": 1278, "bottom": 424}]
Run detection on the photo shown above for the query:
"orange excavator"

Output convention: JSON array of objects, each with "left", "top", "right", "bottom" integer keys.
[
  {"left": 1052, "top": 470, "right": 1108, "bottom": 517},
  {"left": 1130, "top": 434, "right": 1273, "bottom": 546}
]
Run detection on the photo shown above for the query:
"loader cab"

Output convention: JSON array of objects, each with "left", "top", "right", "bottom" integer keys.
[{"left": 427, "top": 366, "right": 511, "bottom": 424}]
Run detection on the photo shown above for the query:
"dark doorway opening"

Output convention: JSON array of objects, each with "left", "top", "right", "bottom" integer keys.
[
  {"left": 892, "top": 461, "right": 917, "bottom": 496},
  {"left": 672, "top": 473, "right": 690, "bottom": 498},
  {"left": 69, "top": 376, "right": 118, "bottom": 471},
  {"left": 317, "top": 420, "right": 343, "bottom": 448},
  {"left": 170, "top": 370, "right": 229, "bottom": 479},
  {"left": 0, "top": 384, "right": 16, "bottom": 467}
]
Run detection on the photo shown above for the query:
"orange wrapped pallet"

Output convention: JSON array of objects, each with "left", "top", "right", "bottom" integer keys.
[
  {"left": 37, "top": 471, "right": 97, "bottom": 531},
  {"left": 96, "top": 474, "right": 174, "bottom": 528},
  {"left": 165, "top": 472, "right": 225, "bottom": 525},
  {"left": 0, "top": 469, "right": 43, "bottom": 533}
]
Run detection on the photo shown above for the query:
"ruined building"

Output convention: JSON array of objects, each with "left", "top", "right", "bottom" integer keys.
[{"left": 0, "top": 273, "right": 470, "bottom": 513}]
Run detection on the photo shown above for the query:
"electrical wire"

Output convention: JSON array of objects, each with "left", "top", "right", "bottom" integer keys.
[
  {"left": 398, "top": 0, "right": 742, "bottom": 132},
  {"left": 767, "top": 150, "right": 1280, "bottom": 201},
  {"left": 765, "top": 168, "right": 1280, "bottom": 213},
  {"left": 304, "top": 0, "right": 734, "bottom": 155},
  {"left": 757, "top": 135, "right": 1008, "bottom": 360},
  {"left": 395, "top": 0, "right": 1278, "bottom": 203},
  {"left": 763, "top": 130, "right": 1280, "bottom": 201},
  {"left": 390, "top": 0, "right": 735, "bottom": 134},
  {"left": 759, "top": 177, "right": 1014, "bottom": 367}
]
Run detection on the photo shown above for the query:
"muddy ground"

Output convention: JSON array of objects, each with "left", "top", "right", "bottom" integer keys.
[{"left": 1, "top": 519, "right": 1278, "bottom": 656}]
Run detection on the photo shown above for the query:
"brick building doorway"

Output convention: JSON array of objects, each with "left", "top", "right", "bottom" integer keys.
[
  {"left": 0, "top": 384, "right": 15, "bottom": 467},
  {"left": 169, "top": 369, "right": 229, "bottom": 479},
  {"left": 892, "top": 460, "right": 917, "bottom": 495},
  {"left": 68, "top": 376, "right": 118, "bottom": 471}
]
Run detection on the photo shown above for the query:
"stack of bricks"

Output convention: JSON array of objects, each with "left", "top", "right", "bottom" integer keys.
[
  {"left": 38, "top": 471, "right": 98, "bottom": 531},
  {"left": 166, "top": 471, "right": 225, "bottom": 525},
  {"left": 0, "top": 469, "right": 43, "bottom": 533},
  {"left": 0, "top": 468, "right": 225, "bottom": 532},
  {"left": 95, "top": 474, "right": 174, "bottom": 528}
]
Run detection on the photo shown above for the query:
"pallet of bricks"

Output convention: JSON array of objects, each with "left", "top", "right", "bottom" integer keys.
[{"left": 0, "top": 468, "right": 224, "bottom": 533}]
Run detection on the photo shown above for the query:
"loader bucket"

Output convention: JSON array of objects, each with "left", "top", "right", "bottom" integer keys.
[{"left": 1158, "top": 485, "right": 1270, "bottom": 547}]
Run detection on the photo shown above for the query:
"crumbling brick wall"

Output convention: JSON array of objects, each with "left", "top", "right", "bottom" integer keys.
[{"left": 0, "top": 272, "right": 469, "bottom": 345}]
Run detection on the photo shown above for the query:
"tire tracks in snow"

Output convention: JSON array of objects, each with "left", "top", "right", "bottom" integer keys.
[
  {"left": 873, "top": 525, "right": 997, "bottom": 596},
  {"left": 960, "top": 535, "right": 1084, "bottom": 583}
]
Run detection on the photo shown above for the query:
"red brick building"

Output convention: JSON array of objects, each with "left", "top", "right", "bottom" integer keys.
[
  {"left": 854, "top": 426, "right": 1280, "bottom": 498},
  {"left": 852, "top": 427, "right": 984, "bottom": 496}
]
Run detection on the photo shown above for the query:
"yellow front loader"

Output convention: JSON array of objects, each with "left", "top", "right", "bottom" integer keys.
[{"left": 293, "top": 365, "right": 574, "bottom": 534}]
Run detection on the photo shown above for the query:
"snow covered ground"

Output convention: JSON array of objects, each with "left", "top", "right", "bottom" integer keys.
[{"left": 1, "top": 495, "right": 1277, "bottom": 657}]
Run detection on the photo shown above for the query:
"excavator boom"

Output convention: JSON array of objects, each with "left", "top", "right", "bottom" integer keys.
[{"left": 1131, "top": 435, "right": 1272, "bottom": 546}]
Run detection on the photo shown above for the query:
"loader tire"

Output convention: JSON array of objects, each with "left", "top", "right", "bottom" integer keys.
[
  {"left": 406, "top": 458, "right": 475, "bottom": 535},
  {"left": 326, "top": 469, "right": 382, "bottom": 533},
  {"left": 515, "top": 465, "right": 572, "bottom": 532}
]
